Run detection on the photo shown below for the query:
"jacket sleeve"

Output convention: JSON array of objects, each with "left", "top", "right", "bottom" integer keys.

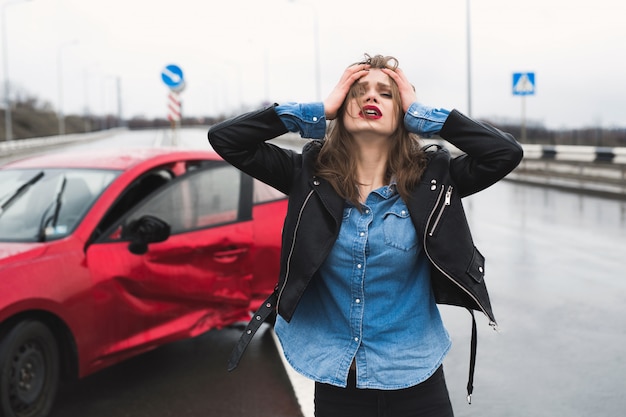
[
  {"left": 439, "top": 110, "right": 524, "bottom": 197},
  {"left": 208, "top": 105, "right": 301, "bottom": 195}
]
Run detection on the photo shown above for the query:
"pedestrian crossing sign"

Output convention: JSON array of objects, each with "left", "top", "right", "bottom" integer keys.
[{"left": 512, "top": 72, "right": 535, "bottom": 95}]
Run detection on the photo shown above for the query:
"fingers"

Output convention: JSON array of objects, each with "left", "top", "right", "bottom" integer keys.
[
  {"left": 382, "top": 67, "right": 416, "bottom": 113},
  {"left": 341, "top": 63, "right": 370, "bottom": 85},
  {"left": 324, "top": 64, "right": 370, "bottom": 120},
  {"left": 381, "top": 67, "right": 407, "bottom": 86}
]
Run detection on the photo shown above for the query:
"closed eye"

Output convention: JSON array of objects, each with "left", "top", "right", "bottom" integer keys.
[{"left": 377, "top": 83, "right": 393, "bottom": 98}]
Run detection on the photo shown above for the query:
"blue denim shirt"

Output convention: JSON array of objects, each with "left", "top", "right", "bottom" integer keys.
[
  {"left": 276, "top": 101, "right": 450, "bottom": 138},
  {"left": 274, "top": 102, "right": 452, "bottom": 389}
]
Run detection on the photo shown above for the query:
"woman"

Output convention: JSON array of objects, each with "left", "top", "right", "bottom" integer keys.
[{"left": 208, "top": 54, "right": 523, "bottom": 417}]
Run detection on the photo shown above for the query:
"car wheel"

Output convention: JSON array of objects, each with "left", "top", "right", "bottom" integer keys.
[{"left": 0, "top": 320, "right": 60, "bottom": 417}]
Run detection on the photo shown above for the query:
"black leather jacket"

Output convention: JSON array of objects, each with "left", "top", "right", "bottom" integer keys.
[{"left": 208, "top": 104, "right": 523, "bottom": 326}]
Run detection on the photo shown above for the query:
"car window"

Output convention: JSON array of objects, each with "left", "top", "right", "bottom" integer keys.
[
  {"left": 123, "top": 164, "right": 242, "bottom": 235},
  {"left": 253, "top": 179, "right": 286, "bottom": 204},
  {"left": 95, "top": 169, "right": 173, "bottom": 236},
  {"left": 0, "top": 168, "right": 119, "bottom": 242}
]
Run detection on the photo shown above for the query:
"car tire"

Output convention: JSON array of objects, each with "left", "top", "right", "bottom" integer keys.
[{"left": 0, "top": 320, "right": 60, "bottom": 417}]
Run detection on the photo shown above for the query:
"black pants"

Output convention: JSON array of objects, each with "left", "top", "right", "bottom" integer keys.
[{"left": 314, "top": 366, "right": 454, "bottom": 417}]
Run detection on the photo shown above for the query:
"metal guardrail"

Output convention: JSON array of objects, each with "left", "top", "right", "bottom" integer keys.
[
  {"left": 443, "top": 142, "right": 626, "bottom": 198},
  {"left": 274, "top": 134, "right": 626, "bottom": 199},
  {"left": 519, "top": 144, "right": 626, "bottom": 164},
  {"left": 0, "top": 129, "right": 125, "bottom": 156},
  {"left": 507, "top": 156, "right": 626, "bottom": 199},
  {"left": 2, "top": 131, "right": 624, "bottom": 198}
]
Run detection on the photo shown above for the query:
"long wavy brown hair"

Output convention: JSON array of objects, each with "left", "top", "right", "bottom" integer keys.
[{"left": 315, "top": 54, "right": 428, "bottom": 208}]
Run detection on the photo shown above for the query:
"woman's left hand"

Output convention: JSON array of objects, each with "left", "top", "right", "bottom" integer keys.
[
  {"left": 382, "top": 67, "right": 417, "bottom": 113},
  {"left": 324, "top": 63, "right": 370, "bottom": 120}
]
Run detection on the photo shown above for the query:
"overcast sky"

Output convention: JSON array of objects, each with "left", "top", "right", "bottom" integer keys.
[{"left": 4, "top": 0, "right": 625, "bottom": 129}]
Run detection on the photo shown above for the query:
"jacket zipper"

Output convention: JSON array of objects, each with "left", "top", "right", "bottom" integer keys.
[
  {"left": 428, "top": 185, "right": 452, "bottom": 236},
  {"left": 277, "top": 189, "right": 315, "bottom": 312},
  {"left": 423, "top": 185, "right": 497, "bottom": 327}
]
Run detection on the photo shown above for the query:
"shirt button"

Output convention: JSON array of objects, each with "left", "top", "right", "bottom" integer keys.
[
  {"left": 354, "top": 337, "right": 359, "bottom": 342},
  {"left": 365, "top": 209, "right": 370, "bottom": 214},
  {"left": 359, "top": 232, "right": 365, "bottom": 237},
  {"left": 312, "top": 116, "right": 318, "bottom": 122},
  {"left": 357, "top": 264, "right": 362, "bottom": 269},
  {"left": 355, "top": 299, "right": 361, "bottom": 304},
  {"left": 401, "top": 210, "right": 406, "bottom": 215}
]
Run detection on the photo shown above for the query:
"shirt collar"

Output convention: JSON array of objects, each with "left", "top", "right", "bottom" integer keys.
[{"left": 373, "top": 180, "right": 398, "bottom": 200}]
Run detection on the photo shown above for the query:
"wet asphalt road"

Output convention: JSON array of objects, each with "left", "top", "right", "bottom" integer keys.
[
  {"left": 8, "top": 131, "right": 626, "bottom": 417},
  {"left": 46, "top": 180, "right": 626, "bottom": 417},
  {"left": 50, "top": 325, "right": 303, "bottom": 417},
  {"left": 438, "top": 181, "right": 626, "bottom": 417}
]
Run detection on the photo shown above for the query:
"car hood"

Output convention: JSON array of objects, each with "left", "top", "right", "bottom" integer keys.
[{"left": 0, "top": 242, "right": 49, "bottom": 266}]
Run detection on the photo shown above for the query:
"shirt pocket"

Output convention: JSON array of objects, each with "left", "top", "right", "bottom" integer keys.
[{"left": 383, "top": 208, "right": 418, "bottom": 252}]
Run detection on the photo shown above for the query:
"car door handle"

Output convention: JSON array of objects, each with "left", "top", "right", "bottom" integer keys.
[{"left": 212, "top": 247, "right": 249, "bottom": 264}]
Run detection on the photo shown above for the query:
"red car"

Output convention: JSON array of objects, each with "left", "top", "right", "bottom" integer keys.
[{"left": 0, "top": 147, "right": 287, "bottom": 417}]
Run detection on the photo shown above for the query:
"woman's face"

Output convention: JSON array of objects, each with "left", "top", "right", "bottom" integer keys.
[{"left": 343, "top": 68, "right": 399, "bottom": 138}]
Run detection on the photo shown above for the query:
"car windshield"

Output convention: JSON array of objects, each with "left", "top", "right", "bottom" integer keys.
[{"left": 0, "top": 168, "right": 120, "bottom": 242}]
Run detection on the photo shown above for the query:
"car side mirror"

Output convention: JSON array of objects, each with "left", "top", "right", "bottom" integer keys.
[{"left": 124, "top": 215, "right": 171, "bottom": 255}]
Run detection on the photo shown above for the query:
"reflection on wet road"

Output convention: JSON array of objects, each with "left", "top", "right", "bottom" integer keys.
[
  {"left": 440, "top": 181, "right": 626, "bottom": 417},
  {"left": 50, "top": 325, "right": 303, "bottom": 417}
]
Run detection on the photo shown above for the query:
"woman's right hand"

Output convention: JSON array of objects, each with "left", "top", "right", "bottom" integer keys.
[
  {"left": 381, "top": 67, "right": 417, "bottom": 113},
  {"left": 323, "top": 63, "right": 370, "bottom": 120}
]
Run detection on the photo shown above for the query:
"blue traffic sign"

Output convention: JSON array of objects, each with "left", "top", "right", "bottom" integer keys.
[
  {"left": 513, "top": 72, "right": 535, "bottom": 95},
  {"left": 161, "top": 64, "right": 184, "bottom": 89}
]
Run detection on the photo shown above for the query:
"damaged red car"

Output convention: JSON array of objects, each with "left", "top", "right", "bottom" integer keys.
[{"left": 0, "top": 147, "right": 287, "bottom": 417}]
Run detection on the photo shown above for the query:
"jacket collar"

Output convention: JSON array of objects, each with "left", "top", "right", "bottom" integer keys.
[{"left": 308, "top": 175, "right": 344, "bottom": 229}]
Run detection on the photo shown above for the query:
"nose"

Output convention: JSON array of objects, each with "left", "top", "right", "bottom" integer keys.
[{"left": 364, "top": 89, "right": 379, "bottom": 103}]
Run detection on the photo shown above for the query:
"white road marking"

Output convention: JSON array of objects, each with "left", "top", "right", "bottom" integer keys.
[{"left": 271, "top": 330, "right": 315, "bottom": 417}]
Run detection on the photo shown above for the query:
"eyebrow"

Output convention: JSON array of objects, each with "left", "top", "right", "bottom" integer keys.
[{"left": 356, "top": 81, "right": 392, "bottom": 89}]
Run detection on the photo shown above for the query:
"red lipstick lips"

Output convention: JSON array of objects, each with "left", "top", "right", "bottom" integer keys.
[{"left": 360, "top": 105, "right": 382, "bottom": 120}]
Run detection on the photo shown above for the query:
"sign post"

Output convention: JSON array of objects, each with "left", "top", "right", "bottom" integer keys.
[
  {"left": 512, "top": 72, "right": 535, "bottom": 142},
  {"left": 167, "top": 91, "right": 181, "bottom": 122},
  {"left": 161, "top": 64, "right": 185, "bottom": 145}
]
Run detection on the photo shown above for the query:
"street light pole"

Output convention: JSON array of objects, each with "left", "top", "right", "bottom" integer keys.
[
  {"left": 83, "top": 67, "right": 91, "bottom": 132},
  {"left": 1, "top": 0, "right": 32, "bottom": 141},
  {"left": 289, "top": 0, "right": 321, "bottom": 101},
  {"left": 83, "top": 62, "right": 100, "bottom": 132},
  {"left": 466, "top": 0, "right": 472, "bottom": 118},
  {"left": 100, "top": 74, "right": 117, "bottom": 130},
  {"left": 312, "top": 6, "right": 321, "bottom": 101},
  {"left": 57, "top": 39, "right": 77, "bottom": 136},
  {"left": 115, "top": 76, "right": 122, "bottom": 127}
]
